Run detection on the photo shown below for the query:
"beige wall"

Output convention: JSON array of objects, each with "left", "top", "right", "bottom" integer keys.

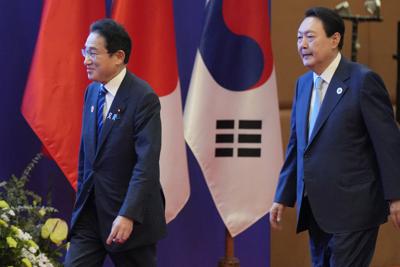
[{"left": 270, "top": 1, "right": 400, "bottom": 266}]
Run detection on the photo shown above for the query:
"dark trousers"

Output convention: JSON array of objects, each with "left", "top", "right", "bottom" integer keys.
[
  {"left": 302, "top": 198, "right": 379, "bottom": 267},
  {"left": 64, "top": 197, "right": 157, "bottom": 267}
]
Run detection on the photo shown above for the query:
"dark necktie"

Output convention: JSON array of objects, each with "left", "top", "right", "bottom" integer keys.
[{"left": 97, "top": 85, "right": 107, "bottom": 139}]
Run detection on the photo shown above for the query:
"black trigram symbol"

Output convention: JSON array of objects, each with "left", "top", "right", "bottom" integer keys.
[{"left": 215, "top": 120, "right": 262, "bottom": 157}]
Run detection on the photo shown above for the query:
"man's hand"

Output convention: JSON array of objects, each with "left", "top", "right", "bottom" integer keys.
[
  {"left": 269, "top": 202, "right": 286, "bottom": 230},
  {"left": 390, "top": 200, "right": 400, "bottom": 230},
  {"left": 106, "top": 216, "right": 134, "bottom": 245}
]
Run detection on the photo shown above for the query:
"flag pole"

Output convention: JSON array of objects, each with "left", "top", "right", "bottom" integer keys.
[{"left": 218, "top": 228, "right": 240, "bottom": 267}]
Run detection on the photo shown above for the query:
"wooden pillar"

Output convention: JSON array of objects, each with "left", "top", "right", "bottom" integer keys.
[{"left": 218, "top": 228, "right": 240, "bottom": 267}]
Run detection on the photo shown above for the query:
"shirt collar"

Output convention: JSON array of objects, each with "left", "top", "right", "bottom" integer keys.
[
  {"left": 313, "top": 53, "right": 341, "bottom": 84},
  {"left": 103, "top": 67, "right": 127, "bottom": 97}
]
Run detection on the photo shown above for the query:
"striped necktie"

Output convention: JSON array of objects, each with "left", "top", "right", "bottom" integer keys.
[
  {"left": 97, "top": 85, "right": 107, "bottom": 139},
  {"left": 308, "top": 76, "right": 323, "bottom": 140}
]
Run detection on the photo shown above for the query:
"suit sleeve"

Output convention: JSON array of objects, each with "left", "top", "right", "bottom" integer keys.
[
  {"left": 360, "top": 71, "right": 400, "bottom": 200},
  {"left": 274, "top": 80, "right": 299, "bottom": 207},
  {"left": 118, "top": 92, "right": 161, "bottom": 224}
]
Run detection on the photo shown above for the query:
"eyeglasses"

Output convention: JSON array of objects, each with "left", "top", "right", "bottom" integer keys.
[{"left": 81, "top": 48, "right": 109, "bottom": 61}]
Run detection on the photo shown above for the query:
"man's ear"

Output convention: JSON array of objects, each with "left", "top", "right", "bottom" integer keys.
[
  {"left": 331, "top": 32, "right": 341, "bottom": 49},
  {"left": 114, "top": 50, "right": 126, "bottom": 65}
]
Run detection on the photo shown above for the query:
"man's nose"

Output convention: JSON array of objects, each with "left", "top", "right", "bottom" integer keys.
[
  {"left": 83, "top": 56, "right": 92, "bottom": 65},
  {"left": 300, "top": 37, "right": 308, "bottom": 48}
]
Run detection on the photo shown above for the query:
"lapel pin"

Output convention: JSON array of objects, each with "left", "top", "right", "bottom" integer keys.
[
  {"left": 113, "top": 107, "right": 123, "bottom": 120},
  {"left": 336, "top": 87, "right": 343, "bottom": 95},
  {"left": 117, "top": 107, "right": 125, "bottom": 114},
  {"left": 113, "top": 110, "right": 121, "bottom": 120},
  {"left": 91, "top": 106, "right": 94, "bottom": 113},
  {"left": 107, "top": 112, "right": 113, "bottom": 120}
]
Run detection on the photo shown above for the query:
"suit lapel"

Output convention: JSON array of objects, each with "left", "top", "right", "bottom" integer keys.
[
  {"left": 95, "top": 73, "right": 131, "bottom": 157},
  {"left": 307, "top": 59, "right": 350, "bottom": 147},
  {"left": 297, "top": 75, "right": 313, "bottom": 149}
]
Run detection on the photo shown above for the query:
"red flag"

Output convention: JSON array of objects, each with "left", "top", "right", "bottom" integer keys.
[
  {"left": 21, "top": 0, "right": 105, "bottom": 189},
  {"left": 112, "top": 0, "right": 190, "bottom": 222}
]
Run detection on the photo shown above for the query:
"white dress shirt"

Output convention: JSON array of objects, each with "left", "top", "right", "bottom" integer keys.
[
  {"left": 309, "top": 53, "right": 341, "bottom": 121},
  {"left": 101, "top": 67, "right": 127, "bottom": 120}
]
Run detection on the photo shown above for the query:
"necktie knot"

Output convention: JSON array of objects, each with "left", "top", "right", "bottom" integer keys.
[
  {"left": 314, "top": 76, "right": 323, "bottom": 91},
  {"left": 99, "top": 85, "right": 107, "bottom": 96}
]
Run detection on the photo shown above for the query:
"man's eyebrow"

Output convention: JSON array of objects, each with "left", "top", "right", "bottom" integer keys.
[
  {"left": 298, "top": 30, "right": 316, "bottom": 35},
  {"left": 83, "top": 46, "right": 99, "bottom": 51}
]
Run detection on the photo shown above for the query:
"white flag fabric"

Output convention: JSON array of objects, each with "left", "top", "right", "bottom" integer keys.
[
  {"left": 159, "top": 84, "right": 190, "bottom": 222},
  {"left": 113, "top": 0, "right": 190, "bottom": 222},
  {"left": 184, "top": 0, "right": 283, "bottom": 236}
]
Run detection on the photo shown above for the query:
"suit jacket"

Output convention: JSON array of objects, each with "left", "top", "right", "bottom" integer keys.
[
  {"left": 275, "top": 57, "right": 400, "bottom": 233},
  {"left": 70, "top": 71, "right": 166, "bottom": 252}
]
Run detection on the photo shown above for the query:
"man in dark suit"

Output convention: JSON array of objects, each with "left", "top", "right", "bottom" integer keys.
[
  {"left": 65, "top": 19, "right": 166, "bottom": 267},
  {"left": 270, "top": 7, "right": 400, "bottom": 266}
]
